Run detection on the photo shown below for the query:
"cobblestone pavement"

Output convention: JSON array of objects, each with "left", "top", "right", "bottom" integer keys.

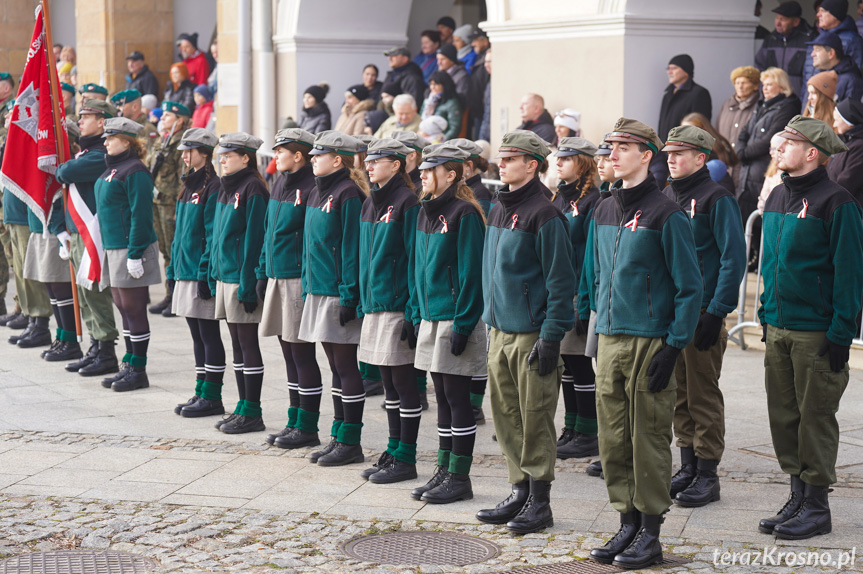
[{"left": 0, "top": 284, "right": 862, "bottom": 573}]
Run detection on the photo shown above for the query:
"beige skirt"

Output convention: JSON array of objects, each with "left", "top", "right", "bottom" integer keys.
[
  {"left": 214, "top": 280, "right": 263, "bottom": 324},
  {"left": 357, "top": 310, "right": 415, "bottom": 366},
  {"left": 24, "top": 233, "right": 71, "bottom": 283},
  {"left": 414, "top": 319, "right": 487, "bottom": 377},
  {"left": 259, "top": 278, "right": 306, "bottom": 342},
  {"left": 172, "top": 279, "right": 217, "bottom": 320},
  {"left": 297, "top": 293, "right": 362, "bottom": 344},
  {"left": 101, "top": 242, "right": 161, "bottom": 288},
  {"left": 584, "top": 310, "right": 598, "bottom": 359},
  {"left": 560, "top": 296, "right": 587, "bottom": 356}
]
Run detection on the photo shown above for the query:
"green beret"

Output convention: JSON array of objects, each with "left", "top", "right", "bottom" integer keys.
[
  {"left": 78, "top": 83, "right": 109, "bottom": 96},
  {"left": 162, "top": 100, "right": 191, "bottom": 117},
  {"left": 110, "top": 90, "right": 142, "bottom": 105},
  {"left": 61, "top": 82, "right": 75, "bottom": 94},
  {"left": 779, "top": 115, "right": 849, "bottom": 156},
  {"left": 0, "top": 73, "right": 11, "bottom": 82},
  {"left": 605, "top": 118, "right": 664, "bottom": 155},
  {"left": 663, "top": 125, "right": 715, "bottom": 155}
]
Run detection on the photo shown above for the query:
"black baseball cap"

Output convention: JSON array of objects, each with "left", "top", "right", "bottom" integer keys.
[
  {"left": 126, "top": 51, "right": 145, "bottom": 61},
  {"left": 773, "top": 1, "right": 802, "bottom": 17}
]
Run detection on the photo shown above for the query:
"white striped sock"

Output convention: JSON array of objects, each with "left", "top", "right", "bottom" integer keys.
[
  {"left": 400, "top": 406, "right": 423, "bottom": 418},
  {"left": 299, "top": 385, "right": 323, "bottom": 396},
  {"left": 341, "top": 392, "right": 366, "bottom": 404},
  {"left": 451, "top": 424, "right": 477, "bottom": 436}
]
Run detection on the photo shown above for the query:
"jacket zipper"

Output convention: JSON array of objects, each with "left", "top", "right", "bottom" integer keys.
[
  {"left": 392, "top": 258, "right": 398, "bottom": 298},
  {"left": 269, "top": 202, "right": 281, "bottom": 273},
  {"left": 698, "top": 253, "right": 705, "bottom": 292},
  {"left": 774, "top": 205, "right": 788, "bottom": 328},
  {"left": 294, "top": 232, "right": 301, "bottom": 268},
  {"left": 607, "top": 209, "right": 627, "bottom": 332},
  {"left": 647, "top": 274, "right": 654, "bottom": 318},
  {"left": 524, "top": 283, "right": 536, "bottom": 325},
  {"left": 447, "top": 266, "right": 457, "bottom": 304},
  {"left": 333, "top": 246, "right": 341, "bottom": 282},
  {"left": 235, "top": 237, "right": 242, "bottom": 275},
  {"left": 120, "top": 207, "right": 129, "bottom": 240}
]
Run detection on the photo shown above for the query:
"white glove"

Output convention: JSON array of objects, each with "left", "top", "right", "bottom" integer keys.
[
  {"left": 127, "top": 258, "right": 144, "bottom": 279},
  {"left": 57, "top": 231, "right": 71, "bottom": 261}
]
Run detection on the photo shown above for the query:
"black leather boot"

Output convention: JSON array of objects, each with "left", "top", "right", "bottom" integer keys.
[
  {"left": 102, "top": 361, "right": 129, "bottom": 388},
  {"left": 773, "top": 483, "right": 832, "bottom": 540},
  {"left": 41, "top": 339, "right": 63, "bottom": 358},
  {"left": 476, "top": 481, "right": 529, "bottom": 525},
  {"left": 220, "top": 415, "right": 266, "bottom": 434},
  {"left": 557, "top": 433, "right": 599, "bottom": 459},
  {"left": 586, "top": 460, "right": 603, "bottom": 478},
  {"left": 423, "top": 472, "right": 473, "bottom": 504},
  {"left": 759, "top": 475, "right": 804, "bottom": 533},
  {"left": 362, "top": 452, "right": 395, "bottom": 480},
  {"left": 316, "top": 442, "right": 365, "bottom": 466},
  {"left": 590, "top": 510, "right": 641, "bottom": 564},
  {"left": 362, "top": 378, "right": 383, "bottom": 396},
  {"left": 613, "top": 513, "right": 665, "bottom": 569},
  {"left": 369, "top": 459, "right": 418, "bottom": 483},
  {"left": 0, "top": 311, "right": 21, "bottom": 327},
  {"left": 310, "top": 436, "right": 338, "bottom": 463},
  {"left": 675, "top": 458, "right": 720, "bottom": 507},
  {"left": 112, "top": 367, "right": 149, "bottom": 392},
  {"left": 265, "top": 426, "right": 293, "bottom": 445},
  {"left": 44, "top": 341, "right": 83, "bottom": 362},
  {"left": 669, "top": 446, "right": 696, "bottom": 498},
  {"left": 274, "top": 428, "right": 320, "bottom": 449},
  {"left": 214, "top": 413, "right": 239, "bottom": 430},
  {"left": 556, "top": 428, "right": 575, "bottom": 447},
  {"left": 175, "top": 395, "right": 201, "bottom": 415},
  {"left": 411, "top": 465, "right": 447, "bottom": 499},
  {"left": 66, "top": 336, "right": 98, "bottom": 372},
  {"left": 6, "top": 313, "right": 28, "bottom": 330},
  {"left": 181, "top": 398, "right": 225, "bottom": 418},
  {"left": 506, "top": 478, "right": 553, "bottom": 533},
  {"left": 81, "top": 341, "right": 119, "bottom": 377},
  {"left": 17, "top": 317, "right": 51, "bottom": 348},
  {"left": 148, "top": 295, "right": 172, "bottom": 315}
]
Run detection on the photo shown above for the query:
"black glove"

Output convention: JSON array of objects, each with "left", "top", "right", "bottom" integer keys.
[
  {"left": 256, "top": 278, "right": 268, "bottom": 302},
  {"left": 242, "top": 300, "right": 258, "bottom": 314},
  {"left": 197, "top": 280, "right": 212, "bottom": 300},
  {"left": 693, "top": 312, "right": 724, "bottom": 351},
  {"left": 338, "top": 305, "right": 356, "bottom": 327},
  {"left": 818, "top": 337, "right": 850, "bottom": 373},
  {"left": 400, "top": 319, "right": 417, "bottom": 349},
  {"left": 414, "top": 322, "right": 421, "bottom": 340},
  {"left": 761, "top": 324, "right": 767, "bottom": 343},
  {"left": 450, "top": 330, "right": 468, "bottom": 356},
  {"left": 574, "top": 317, "right": 589, "bottom": 337},
  {"left": 646, "top": 344, "right": 682, "bottom": 393},
  {"left": 167, "top": 279, "right": 176, "bottom": 294},
  {"left": 527, "top": 338, "right": 560, "bottom": 376}
]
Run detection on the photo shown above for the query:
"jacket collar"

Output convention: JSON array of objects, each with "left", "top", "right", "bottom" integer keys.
[
  {"left": 668, "top": 165, "right": 712, "bottom": 201},
  {"left": 105, "top": 147, "right": 135, "bottom": 167},
  {"left": 221, "top": 166, "right": 257, "bottom": 193},
  {"left": 315, "top": 167, "right": 350, "bottom": 194},
  {"left": 841, "top": 124, "right": 863, "bottom": 142},
  {"left": 184, "top": 162, "right": 214, "bottom": 190},
  {"left": 79, "top": 134, "right": 106, "bottom": 153},
  {"left": 780, "top": 165, "right": 830, "bottom": 199},
  {"left": 421, "top": 184, "right": 457, "bottom": 219},
  {"left": 761, "top": 93, "right": 787, "bottom": 108},
  {"left": 496, "top": 176, "right": 544, "bottom": 209},
  {"left": 610, "top": 174, "right": 660, "bottom": 211},
  {"left": 465, "top": 173, "right": 482, "bottom": 187},
  {"left": 281, "top": 163, "right": 313, "bottom": 188},
  {"left": 369, "top": 174, "right": 405, "bottom": 207},
  {"left": 557, "top": 179, "right": 582, "bottom": 203},
  {"left": 666, "top": 78, "right": 694, "bottom": 94}
]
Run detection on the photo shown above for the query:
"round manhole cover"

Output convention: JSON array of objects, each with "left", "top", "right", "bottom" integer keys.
[
  {"left": 341, "top": 531, "right": 500, "bottom": 566},
  {"left": 0, "top": 551, "right": 156, "bottom": 574}
]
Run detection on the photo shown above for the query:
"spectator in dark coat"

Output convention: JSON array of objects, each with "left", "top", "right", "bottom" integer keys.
[
  {"left": 414, "top": 30, "right": 441, "bottom": 83},
  {"left": 467, "top": 29, "right": 491, "bottom": 138},
  {"left": 479, "top": 49, "right": 492, "bottom": 141},
  {"left": 657, "top": 54, "right": 713, "bottom": 141},
  {"left": 736, "top": 67, "right": 801, "bottom": 222},
  {"left": 363, "top": 64, "right": 383, "bottom": 104},
  {"left": 717, "top": 66, "right": 762, "bottom": 187},
  {"left": 436, "top": 43, "right": 470, "bottom": 106},
  {"left": 125, "top": 51, "right": 160, "bottom": 99},
  {"left": 802, "top": 0, "right": 863, "bottom": 88},
  {"left": 298, "top": 83, "right": 331, "bottom": 134},
  {"left": 755, "top": 1, "right": 816, "bottom": 95},
  {"left": 163, "top": 62, "right": 196, "bottom": 112},
  {"left": 828, "top": 97, "right": 863, "bottom": 203},
  {"left": 516, "top": 93, "right": 555, "bottom": 143},
  {"left": 806, "top": 31, "right": 863, "bottom": 104},
  {"left": 382, "top": 47, "right": 426, "bottom": 109}
]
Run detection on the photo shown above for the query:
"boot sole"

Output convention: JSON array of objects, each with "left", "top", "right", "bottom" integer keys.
[
  {"left": 369, "top": 470, "right": 418, "bottom": 484},
  {"left": 65, "top": 359, "right": 95, "bottom": 372},
  {"left": 181, "top": 407, "right": 226, "bottom": 418},
  {"left": 613, "top": 553, "right": 663, "bottom": 569},
  {"left": 674, "top": 492, "right": 720, "bottom": 508},
  {"left": 774, "top": 525, "right": 831, "bottom": 540},
  {"left": 44, "top": 352, "right": 84, "bottom": 363},
  {"left": 589, "top": 554, "right": 616, "bottom": 565},
  {"left": 475, "top": 513, "right": 520, "bottom": 525},
  {"left": 557, "top": 448, "right": 600, "bottom": 460},
  {"left": 81, "top": 365, "right": 121, "bottom": 377},
  {"left": 317, "top": 453, "right": 366, "bottom": 467},
  {"left": 422, "top": 491, "right": 473, "bottom": 504},
  {"left": 506, "top": 518, "right": 553, "bottom": 534},
  {"left": 274, "top": 438, "right": 321, "bottom": 449},
  {"left": 757, "top": 524, "right": 777, "bottom": 534},
  {"left": 221, "top": 423, "right": 267, "bottom": 434},
  {"left": 112, "top": 384, "right": 149, "bottom": 392}
]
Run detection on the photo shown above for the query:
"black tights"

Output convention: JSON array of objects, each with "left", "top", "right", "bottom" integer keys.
[
  {"left": 322, "top": 343, "right": 363, "bottom": 424},
  {"left": 381, "top": 364, "right": 421, "bottom": 445},
  {"left": 227, "top": 322, "right": 263, "bottom": 403},
  {"left": 279, "top": 337, "right": 322, "bottom": 412},
  {"left": 112, "top": 286, "right": 149, "bottom": 362},
  {"left": 431, "top": 372, "right": 476, "bottom": 457},
  {"left": 561, "top": 354, "right": 597, "bottom": 421},
  {"left": 186, "top": 317, "right": 225, "bottom": 384},
  {"left": 45, "top": 282, "right": 75, "bottom": 334}
]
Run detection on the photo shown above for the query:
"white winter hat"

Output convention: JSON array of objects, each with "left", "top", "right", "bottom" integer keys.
[
  {"left": 141, "top": 94, "right": 158, "bottom": 111},
  {"left": 554, "top": 108, "right": 581, "bottom": 134},
  {"left": 419, "top": 115, "right": 448, "bottom": 136},
  {"left": 453, "top": 24, "right": 473, "bottom": 42}
]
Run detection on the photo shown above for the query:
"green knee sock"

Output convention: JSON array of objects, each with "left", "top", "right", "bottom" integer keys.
[
  {"left": 393, "top": 441, "right": 417, "bottom": 465},
  {"left": 574, "top": 415, "right": 598, "bottom": 435},
  {"left": 233, "top": 400, "right": 245, "bottom": 415},
  {"left": 200, "top": 380, "right": 223, "bottom": 401},
  {"left": 59, "top": 328, "right": 77, "bottom": 343},
  {"left": 336, "top": 422, "right": 363, "bottom": 445},
  {"left": 386, "top": 437, "right": 399, "bottom": 456},
  {"left": 437, "top": 449, "right": 451, "bottom": 468},
  {"left": 469, "top": 392, "right": 484, "bottom": 407},
  {"left": 296, "top": 409, "right": 320, "bottom": 433},
  {"left": 194, "top": 379, "right": 204, "bottom": 396},
  {"left": 564, "top": 412, "right": 578, "bottom": 431},
  {"left": 330, "top": 419, "right": 343, "bottom": 438},
  {"left": 240, "top": 400, "right": 262, "bottom": 418},
  {"left": 416, "top": 376, "right": 427, "bottom": 393},
  {"left": 448, "top": 452, "right": 473, "bottom": 475},
  {"left": 360, "top": 361, "right": 381, "bottom": 381},
  {"left": 287, "top": 406, "right": 298, "bottom": 428},
  {"left": 129, "top": 354, "right": 147, "bottom": 368},
  {"left": 121, "top": 352, "right": 132, "bottom": 364}
]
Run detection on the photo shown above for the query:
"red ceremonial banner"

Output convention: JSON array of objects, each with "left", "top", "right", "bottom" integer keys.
[{"left": 0, "top": 4, "right": 68, "bottom": 228}]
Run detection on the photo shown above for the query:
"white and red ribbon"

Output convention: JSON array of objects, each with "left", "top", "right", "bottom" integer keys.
[
  {"left": 323, "top": 195, "right": 334, "bottom": 213},
  {"left": 625, "top": 210, "right": 643, "bottom": 232},
  {"left": 690, "top": 199, "right": 696, "bottom": 218},
  {"left": 439, "top": 215, "right": 448, "bottom": 233},
  {"left": 191, "top": 192, "right": 200, "bottom": 205},
  {"left": 105, "top": 169, "right": 117, "bottom": 182},
  {"left": 510, "top": 214, "right": 519, "bottom": 231},
  {"left": 294, "top": 189, "right": 301, "bottom": 206},
  {"left": 570, "top": 201, "right": 579, "bottom": 216},
  {"left": 380, "top": 205, "right": 394, "bottom": 223},
  {"left": 797, "top": 198, "right": 808, "bottom": 219},
  {"left": 233, "top": 192, "right": 240, "bottom": 209},
  {"left": 68, "top": 183, "right": 106, "bottom": 290}
]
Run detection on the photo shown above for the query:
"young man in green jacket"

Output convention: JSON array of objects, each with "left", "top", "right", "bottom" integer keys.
[
  {"left": 476, "top": 131, "right": 575, "bottom": 534},
  {"left": 589, "top": 119, "right": 702, "bottom": 569},
  {"left": 758, "top": 115, "right": 862, "bottom": 540}
]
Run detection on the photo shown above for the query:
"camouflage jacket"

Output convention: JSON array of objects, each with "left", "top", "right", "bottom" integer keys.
[
  {"left": 135, "top": 113, "right": 159, "bottom": 157},
  {"left": 150, "top": 129, "right": 185, "bottom": 206}
]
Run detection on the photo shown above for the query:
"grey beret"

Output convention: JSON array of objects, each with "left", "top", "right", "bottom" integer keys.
[
  {"left": 391, "top": 130, "right": 429, "bottom": 152},
  {"left": 218, "top": 132, "right": 264, "bottom": 154},
  {"left": 554, "top": 136, "right": 598, "bottom": 158},
  {"left": 365, "top": 138, "right": 413, "bottom": 161},
  {"left": 418, "top": 142, "right": 470, "bottom": 170},
  {"left": 177, "top": 128, "right": 218, "bottom": 150},
  {"left": 309, "top": 130, "right": 360, "bottom": 156},
  {"left": 102, "top": 117, "right": 144, "bottom": 138},
  {"left": 447, "top": 137, "right": 484, "bottom": 157},
  {"left": 273, "top": 127, "right": 315, "bottom": 150}
]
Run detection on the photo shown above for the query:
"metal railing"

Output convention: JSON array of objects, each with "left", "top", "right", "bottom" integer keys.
[{"left": 727, "top": 210, "right": 863, "bottom": 350}]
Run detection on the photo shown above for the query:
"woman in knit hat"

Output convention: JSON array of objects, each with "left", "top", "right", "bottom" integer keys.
[
  {"left": 191, "top": 84, "right": 214, "bottom": 129},
  {"left": 334, "top": 85, "right": 375, "bottom": 136},
  {"left": 716, "top": 65, "right": 761, "bottom": 187},
  {"left": 451, "top": 24, "right": 476, "bottom": 73},
  {"left": 298, "top": 83, "right": 332, "bottom": 134},
  {"left": 804, "top": 70, "right": 839, "bottom": 126}
]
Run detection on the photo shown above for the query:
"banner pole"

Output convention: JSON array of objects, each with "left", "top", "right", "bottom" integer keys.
[{"left": 41, "top": 0, "right": 83, "bottom": 341}]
